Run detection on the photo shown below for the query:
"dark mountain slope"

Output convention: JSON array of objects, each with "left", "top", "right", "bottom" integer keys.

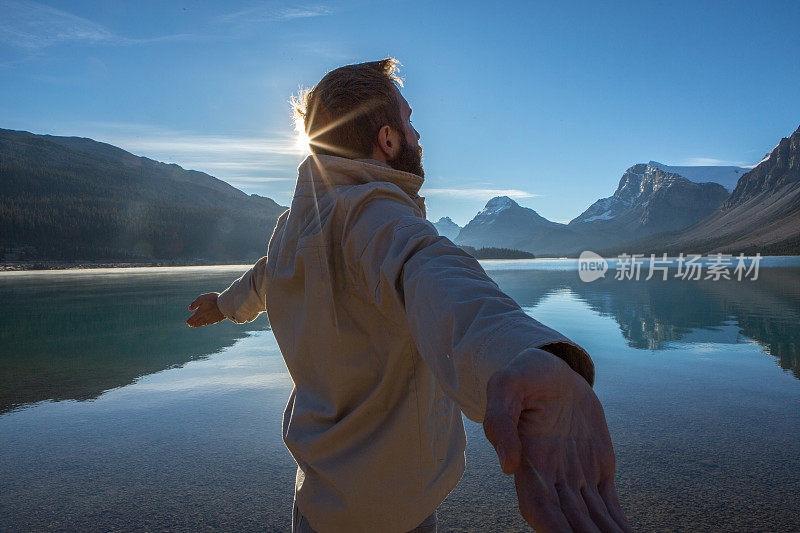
[
  {"left": 569, "top": 163, "right": 729, "bottom": 239},
  {"left": 0, "top": 128, "right": 286, "bottom": 263},
  {"left": 609, "top": 125, "right": 800, "bottom": 255},
  {"left": 455, "top": 196, "right": 583, "bottom": 255},
  {"left": 666, "top": 125, "right": 800, "bottom": 253}
]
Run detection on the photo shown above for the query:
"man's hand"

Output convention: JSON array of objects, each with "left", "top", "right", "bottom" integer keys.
[
  {"left": 483, "top": 349, "right": 631, "bottom": 532},
  {"left": 186, "top": 292, "right": 226, "bottom": 327}
]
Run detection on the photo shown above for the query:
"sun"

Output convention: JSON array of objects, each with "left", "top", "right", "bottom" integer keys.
[{"left": 294, "top": 120, "right": 311, "bottom": 154}]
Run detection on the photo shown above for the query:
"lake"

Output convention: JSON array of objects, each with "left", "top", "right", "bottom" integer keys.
[{"left": 1, "top": 259, "right": 799, "bottom": 531}]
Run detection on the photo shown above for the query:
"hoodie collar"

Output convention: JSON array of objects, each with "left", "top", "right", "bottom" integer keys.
[{"left": 296, "top": 154, "right": 424, "bottom": 198}]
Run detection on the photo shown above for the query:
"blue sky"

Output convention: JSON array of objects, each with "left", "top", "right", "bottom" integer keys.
[{"left": 1, "top": 0, "right": 799, "bottom": 225}]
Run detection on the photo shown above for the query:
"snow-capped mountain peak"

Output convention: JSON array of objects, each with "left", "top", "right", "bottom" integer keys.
[
  {"left": 432, "top": 216, "right": 462, "bottom": 240},
  {"left": 455, "top": 196, "right": 562, "bottom": 250},
  {"left": 569, "top": 162, "right": 729, "bottom": 236},
  {"left": 647, "top": 161, "right": 749, "bottom": 192},
  {"left": 479, "top": 196, "right": 518, "bottom": 217}
]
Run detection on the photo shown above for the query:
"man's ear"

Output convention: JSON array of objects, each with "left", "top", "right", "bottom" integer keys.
[{"left": 375, "top": 125, "right": 400, "bottom": 160}]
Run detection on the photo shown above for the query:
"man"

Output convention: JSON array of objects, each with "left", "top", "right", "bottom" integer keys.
[{"left": 187, "top": 59, "right": 631, "bottom": 533}]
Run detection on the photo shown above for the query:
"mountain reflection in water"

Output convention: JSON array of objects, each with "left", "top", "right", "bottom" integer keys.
[
  {"left": 0, "top": 266, "right": 269, "bottom": 413},
  {"left": 488, "top": 263, "right": 800, "bottom": 380},
  {"left": 2, "top": 262, "right": 799, "bottom": 414}
]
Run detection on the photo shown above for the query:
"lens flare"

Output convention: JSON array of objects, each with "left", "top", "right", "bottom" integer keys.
[{"left": 294, "top": 120, "right": 311, "bottom": 154}]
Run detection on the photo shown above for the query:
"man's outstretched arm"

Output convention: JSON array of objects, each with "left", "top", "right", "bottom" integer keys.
[
  {"left": 186, "top": 256, "right": 268, "bottom": 327},
  {"left": 343, "top": 184, "right": 631, "bottom": 532}
]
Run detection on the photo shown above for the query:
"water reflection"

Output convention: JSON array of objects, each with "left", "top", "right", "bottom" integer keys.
[
  {"left": 487, "top": 265, "right": 800, "bottom": 380},
  {"left": 2, "top": 263, "right": 799, "bottom": 415},
  {"left": 0, "top": 267, "right": 269, "bottom": 413}
]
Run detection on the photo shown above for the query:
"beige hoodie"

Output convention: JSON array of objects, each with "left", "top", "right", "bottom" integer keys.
[{"left": 216, "top": 155, "right": 593, "bottom": 532}]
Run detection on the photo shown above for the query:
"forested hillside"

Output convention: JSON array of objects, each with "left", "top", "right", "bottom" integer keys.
[{"left": 0, "top": 129, "right": 287, "bottom": 264}]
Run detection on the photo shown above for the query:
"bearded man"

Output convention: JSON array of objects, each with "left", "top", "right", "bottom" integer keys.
[{"left": 187, "top": 59, "right": 631, "bottom": 533}]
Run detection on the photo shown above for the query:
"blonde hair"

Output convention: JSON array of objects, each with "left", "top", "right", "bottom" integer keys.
[{"left": 291, "top": 58, "right": 404, "bottom": 158}]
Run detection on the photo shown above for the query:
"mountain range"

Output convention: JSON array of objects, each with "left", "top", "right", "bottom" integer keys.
[
  {"left": 648, "top": 127, "right": 800, "bottom": 255},
  {"left": 448, "top": 125, "right": 800, "bottom": 256},
  {"left": 0, "top": 128, "right": 286, "bottom": 264},
  {"left": 2, "top": 124, "right": 798, "bottom": 265}
]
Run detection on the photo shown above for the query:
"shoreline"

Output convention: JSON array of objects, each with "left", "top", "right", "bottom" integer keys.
[
  {"left": 1, "top": 258, "right": 570, "bottom": 272},
  {"left": 0, "top": 261, "right": 254, "bottom": 273},
  {"left": 3, "top": 254, "right": 798, "bottom": 273}
]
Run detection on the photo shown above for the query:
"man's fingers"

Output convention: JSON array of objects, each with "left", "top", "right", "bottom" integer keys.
[
  {"left": 599, "top": 479, "right": 633, "bottom": 532},
  {"left": 189, "top": 293, "right": 217, "bottom": 311},
  {"left": 555, "top": 483, "right": 601, "bottom": 533},
  {"left": 581, "top": 485, "right": 625, "bottom": 533},
  {"left": 187, "top": 310, "right": 211, "bottom": 327},
  {"left": 560, "top": 439, "right": 619, "bottom": 532},
  {"left": 521, "top": 499, "right": 574, "bottom": 533},
  {"left": 186, "top": 311, "right": 202, "bottom": 327},
  {"left": 188, "top": 308, "right": 226, "bottom": 328},
  {"left": 514, "top": 471, "right": 572, "bottom": 533}
]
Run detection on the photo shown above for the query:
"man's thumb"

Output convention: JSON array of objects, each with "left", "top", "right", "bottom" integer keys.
[
  {"left": 484, "top": 413, "right": 522, "bottom": 474},
  {"left": 483, "top": 381, "right": 523, "bottom": 474}
]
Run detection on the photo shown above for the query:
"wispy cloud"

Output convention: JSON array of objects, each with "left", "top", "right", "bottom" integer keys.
[
  {"left": 219, "top": 3, "right": 332, "bottom": 24},
  {"left": 196, "top": 161, "right": 297, "bottom": 174},
  {"left": 0, "top": 0, "right": 193, "bottom": 51},
  {"left": 110, "top": 133, "right": 306, "bottom": 180},
  {"left": 117, "top": 136, "right": 301, "bottom": 157},
  {"left": 68, "top": 122, "right": 306, "bottom": 186},
  {"left": 225, "top": 176, "right": 295, "bottom": 183},
  {"left": 423, "top": 188, "right": 541, "bottom": 200},
  {"left": 0, "top": 0, "right": 110, "bottom": 50}
]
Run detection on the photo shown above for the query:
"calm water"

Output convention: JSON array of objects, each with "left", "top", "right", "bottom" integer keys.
[{"left": 1, "top": 260, "right": 800, "bottom": 531}]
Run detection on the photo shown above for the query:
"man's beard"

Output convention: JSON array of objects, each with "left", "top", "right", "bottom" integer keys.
[{"left": 388, "top": 136, "right": 424, "bottom": 179}]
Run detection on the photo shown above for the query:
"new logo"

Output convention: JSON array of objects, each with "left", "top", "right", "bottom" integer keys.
[{"left": 578, "top": 251, "right": 608, "bottom": 282}]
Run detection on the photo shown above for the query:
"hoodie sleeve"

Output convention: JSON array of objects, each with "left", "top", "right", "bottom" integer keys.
[
  {"left": 216, "top": 255, "right": 268, "bottom": 324},
  {"left": 342, "top": 184, "right": 594, "bottom": 423}
]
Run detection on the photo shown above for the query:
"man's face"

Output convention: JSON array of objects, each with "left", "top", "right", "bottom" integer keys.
[{"left": 387, "top": 93, "right": 424, "bottom": 179}]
